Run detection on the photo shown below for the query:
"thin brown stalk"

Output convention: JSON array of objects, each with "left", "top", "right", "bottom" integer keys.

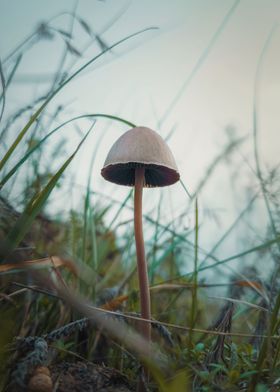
[{"left": 134, "top": 167, "right": 151, "bottom": 343}]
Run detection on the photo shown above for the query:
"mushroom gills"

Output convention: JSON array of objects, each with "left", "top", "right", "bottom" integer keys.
[{"left": 101, "top": 162, "right": 179, "bottom": 187}]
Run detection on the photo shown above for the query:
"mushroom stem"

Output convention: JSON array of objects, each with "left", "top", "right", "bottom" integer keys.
[{"left": 134, "top": 166, "right": 151, "bottom": 343}]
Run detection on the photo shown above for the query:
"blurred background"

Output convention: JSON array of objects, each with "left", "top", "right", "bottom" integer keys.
[{"left": 1, "top": 0, "right": 280, "bottom": 282}]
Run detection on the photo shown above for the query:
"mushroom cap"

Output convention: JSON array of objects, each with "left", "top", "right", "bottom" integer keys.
[{"left": 101, "top": 126, "right": 180, "bottom": 187}]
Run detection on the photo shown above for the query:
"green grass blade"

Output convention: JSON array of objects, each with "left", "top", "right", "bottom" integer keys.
[
  {"left": 80, "top": 114, "right": 135, "bottom": 262},
  {"left": 3, "top": 30, "right": 36, "bottom": 64},
  {"left": 163, "top": 234, "right": 280, "bottom": 285},
  {"left": 197, "top": 235, "right": 280, "bottom": 274},
  {"left": 159, "top": 0, "right": 240, "bottom": 126},
  {"left": 180, "top": 179, "right": 192, "bottom": 199},
  {"left": 189, "top": 198, "right": 199, "bottom": 345},
  {"left": 0, "top": 123, "right": 94, "bottom": 259},
  {"left": 148, "top": 236, "right": 182, "bottom": 274},
  {"left": 0, "top": 55, "right": 22, "bottom": 104},
  {"left": 107, "top": 190, "right": 133, "bottom": 232},
  {"left": 0, "top": 59, "right": 6, "bottom": 124},
  {"left": 199, "top": 192, "right": 259, "bottom": 269},
  {"left": 150, "top": 191, "right": 163, "bottom": 283},
  {"left": 0, "top": 27, "right": 155, "bottom": 172},
  {"left": 252, "top": 23, "right": 279, "bottom": 254},
  {"left": 89, "top": 206, "right": 98, "bottom": 276},
  {"left": 0, "top": 113, "right": 135, "bottom": 188}
]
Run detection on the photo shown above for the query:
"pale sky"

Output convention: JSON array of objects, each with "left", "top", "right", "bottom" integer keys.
[{"left": 1, "top": 0, "right": 280, "bottom": 279}]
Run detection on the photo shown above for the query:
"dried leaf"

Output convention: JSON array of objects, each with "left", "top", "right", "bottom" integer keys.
[
  {"left": 101, "top": 294, "right": 128, "bottom": 311},
  {"left": 0, "top": 256, "right": 78, "bottom": 276}
]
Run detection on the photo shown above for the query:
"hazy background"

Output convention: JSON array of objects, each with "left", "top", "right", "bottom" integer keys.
[{"left": 1, "top": 0, "right": 280, "bottom": 280}]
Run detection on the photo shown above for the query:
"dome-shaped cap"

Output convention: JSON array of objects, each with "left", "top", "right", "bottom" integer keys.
[{"left": 101, "top": 126, "right": 180, "bottom": 187}]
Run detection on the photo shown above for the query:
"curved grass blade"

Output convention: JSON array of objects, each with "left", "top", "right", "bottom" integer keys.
[
  {"left": 0, "top": 59, "right": 6, "bottom": 124},
  {"left": 107, "top": 189, "right": 133, "bottom": 232},
  {"left": 0, "top": 113, "right": 135, "bottom": 189},
  {"left": 159, "top": 0, "right": 240, "bottom": 126},
  {"left": 189, "top": 198, "right": 199, "bottom": 345},
  {"left": 199, "top": 192, "right": 259, "bottom": 269},
  {"left": 179, "top": 179, "right": 192, "bottom": 199},
  {"left": 159, "top": 234, "right": 280, "bottom": 286},
  {"left": 0, "top": 27, "right": 156, "bottom": 172},
  {"left": 197, "top": 235, "right": 280, "bottom": 274},
  {"left": 0, "top": 123, "right": 94, "bottom": 259},
  {"left": 81, "top": 114, "right": 135, "bottom": 265},
  {"left": 0, "top": 55, "right": 22, "bottom": 105},
  {"left": 252, "top": 22, "right": 279, "bottom": 251},
  {"left": 3, "top": 30, "right": 37, "bottom": 64}
]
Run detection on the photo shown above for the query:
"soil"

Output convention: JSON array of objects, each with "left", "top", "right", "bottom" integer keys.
[{"left": 50, "top": 361, "right": 134, "bottom": 392}]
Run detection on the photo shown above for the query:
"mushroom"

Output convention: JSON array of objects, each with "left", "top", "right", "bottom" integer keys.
[{"left": 101, "top": 126, "right": 180, "bottom": 343}]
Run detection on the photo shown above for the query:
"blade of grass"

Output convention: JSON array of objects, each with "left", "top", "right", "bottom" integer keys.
[
  {"left": 199, "top": 192, "right": 259, "bottom": 269},
  {"left": 0, "top": 55, "right": 22, "bottom": 107},
  {"left": 81, "top": 96, "right": 137, "bottom": 265},
  {"left": 160, "top": 234, "right": 280, "bottom": 286},
  {"left": 81, "top": 131, "right": 106, "bottom": 265},
  {"left": 148, "top": 235, "right": 182, "bottom": 275},
  {"left": 51, "top": 279, "right": 169, "bottom": 387},
  {"left": 150, "top": 191, "right": 163, "bottom": 284},
  {"left": 0, "top": 113, "right": 135, "bottom": 189},
  {"left": 0, "top": 95, "right": 45, "bottom": 145},
  {"left": 249, "top": 295, "right": 280, "bottom": 391},
  {"left": 197, "top": 235, "right": 280, "bottom": 275},
  {"left": 0, "top": 59, "right": 6, "bottom": 124},
  {"left": 0, "top": 27, "right": 156, "bottom": 172},
  {"left": 3, "top": 29, "right": 38, "bottom": 64},
  {"left": 195, "top": 136, "right": 246, "bottom": 196},
  {"left": 159, "top": 0, "right": 240, "bottom": 126},
  {"left": 179, "top": 179, "right": 192, "bottom": 199},
  {"left": 107, "top": 190, "right": 133, "bottom": 232},
  {"left": 50, "top": 1, "right": 78, "bottom": 90},
  {"left": 248, "top": 24, "right": 280, "bottom": 389},
  {"left": 52, "top": 2, "right": 131, "bottom": 82},
  {"left": 208, "top": 295, "right": 268, "bottom": 312},
  {"left": 190, "top": 199, "right": 199, "bottom": 342},
  {"left": 252, "top": 22, "right": 279, "bottom": 252},
  {"left": 89, "top": 206, "right": 98, "bottom": 271},
  {"left": 0, "top": 123, "right": 94, "bottom": 259},
  {"left": 8, "top": 282, "right": 280, "bottom": 341},
  {"left": 82, "top": 188, "right": 223, "bottom": 268}
]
